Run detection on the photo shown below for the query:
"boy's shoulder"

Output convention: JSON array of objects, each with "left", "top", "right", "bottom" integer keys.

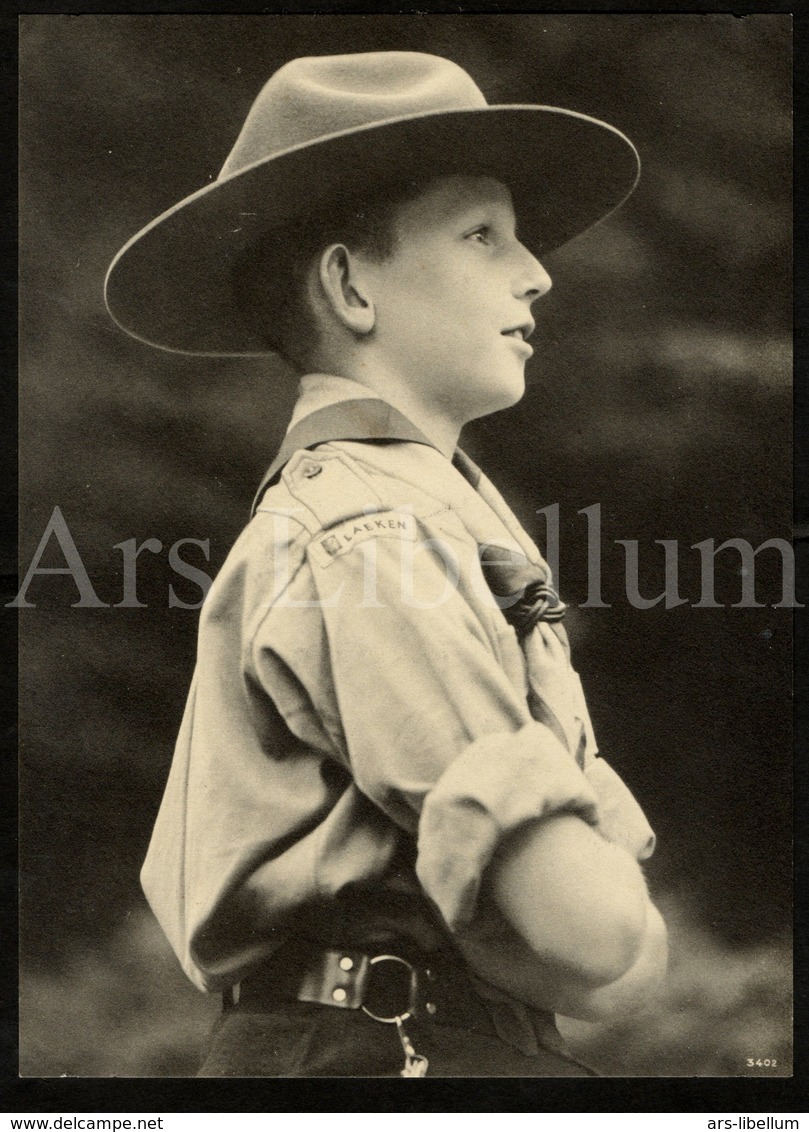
[
  {"left": 255, "top": 440, "right": 454, "bottom": 535},
  {"left": 207, "top": 437, "right": 481, "bottom": 624},
  {"left": 204, "top": 439, "right": 456, "bottom": 634},
  {"left": 259, "top": 445, "right": 387, "bottom": 534}
]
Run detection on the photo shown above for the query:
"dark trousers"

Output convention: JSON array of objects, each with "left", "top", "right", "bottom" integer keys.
[{"left": 197, "top": 1000, "right": 596, "bottom": 1077}]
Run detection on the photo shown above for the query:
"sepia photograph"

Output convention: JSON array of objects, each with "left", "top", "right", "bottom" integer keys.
[{"left": 17, "top": 13, "right": 793, "bottom": 1081}]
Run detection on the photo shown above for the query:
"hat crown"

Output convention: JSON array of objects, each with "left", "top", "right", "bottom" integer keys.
[{"left": 219, "top": 51, "right": 488, "bottom": 179}]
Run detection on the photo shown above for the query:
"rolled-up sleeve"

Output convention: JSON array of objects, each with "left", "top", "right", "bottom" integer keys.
[
  {"left": 253, "top": 514, "right": 601, "bottom": 935},
  {"left": 417, "top": 725, "right": 599, "bottom": 930}
]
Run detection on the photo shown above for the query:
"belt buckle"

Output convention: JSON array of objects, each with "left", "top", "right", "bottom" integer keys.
[{"left": 360, "top": 953, "right": 419, "bottom": 1024}]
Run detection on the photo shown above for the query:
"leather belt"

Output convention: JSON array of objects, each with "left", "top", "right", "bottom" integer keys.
[{"left": 227, "top": 944, "right": 502, "bottom": 1036}]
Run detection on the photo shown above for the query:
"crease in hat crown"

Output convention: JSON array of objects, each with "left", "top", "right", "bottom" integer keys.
[{"left": 219, "top": 52, "right": 489, "bottom": 180}]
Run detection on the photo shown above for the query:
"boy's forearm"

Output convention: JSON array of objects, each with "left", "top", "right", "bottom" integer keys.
[
  {"left": 554, "top": 901, "right": 669, "bottom": 1021},
  {"left": 455, "top": 811, "right": 668, "bottom": 1020},
  {"left": 487, "top": 813, "right": 653, "bottom": 985},
  {"left": 458, "top": 897, "right": 667, "bottom": 1022}
]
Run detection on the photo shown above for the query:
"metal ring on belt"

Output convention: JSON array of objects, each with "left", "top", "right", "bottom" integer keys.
[{"left": 360, "top": 954, "right": 420, "bottom": 1024}]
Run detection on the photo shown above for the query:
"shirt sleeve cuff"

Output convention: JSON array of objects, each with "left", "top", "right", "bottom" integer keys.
[
  {"left": 415, "top": 721, "right": 600, "bottom": 932},
  {"left": 584, "top": 756, "right": 656, "bottom": 861}
]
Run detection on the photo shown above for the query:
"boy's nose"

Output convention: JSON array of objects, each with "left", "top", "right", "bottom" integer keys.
[{"left": 515, "top": 245, "right": 552, "bottom": 302}]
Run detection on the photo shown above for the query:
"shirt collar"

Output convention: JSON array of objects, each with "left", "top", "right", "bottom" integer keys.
[
  {"left": 286, "top": 373, "right": 379, "bottom": 430},
  {"left": 252, "top": 374, "right": 481, "bottom": 515}
]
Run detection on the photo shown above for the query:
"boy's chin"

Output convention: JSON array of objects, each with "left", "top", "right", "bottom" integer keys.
[
  {"left": 466, "top": 387, "right": 525, "bottom": 425},
  {"left": 481, "top": 373, "right": 526, "bottom": 415}
]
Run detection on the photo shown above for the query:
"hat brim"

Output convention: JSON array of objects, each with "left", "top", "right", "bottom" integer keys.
[{"left": 104, "top": 105, "right": 640, "bottom": 356}]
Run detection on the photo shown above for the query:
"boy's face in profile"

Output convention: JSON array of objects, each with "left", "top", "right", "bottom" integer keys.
[{"left": 358, "top": 175, "right": 552, "bottom": 424}]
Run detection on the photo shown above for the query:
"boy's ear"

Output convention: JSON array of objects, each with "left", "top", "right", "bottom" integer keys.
[{"left": 317, "top": 244, "right": 376, "bottom": 336}]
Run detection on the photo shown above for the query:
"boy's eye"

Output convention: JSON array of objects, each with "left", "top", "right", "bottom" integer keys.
[{"left": 467, "top": 226, "right": 491, "bottom": 244}]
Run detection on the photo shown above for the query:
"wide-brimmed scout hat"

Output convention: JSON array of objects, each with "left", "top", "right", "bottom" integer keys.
[{"left": 104, "top": 51, "right": 640, "bottom": 356}]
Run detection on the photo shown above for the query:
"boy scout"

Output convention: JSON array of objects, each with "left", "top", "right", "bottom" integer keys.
[{"left": 106, "top": 50, "right": 668, "bottom": 1077}]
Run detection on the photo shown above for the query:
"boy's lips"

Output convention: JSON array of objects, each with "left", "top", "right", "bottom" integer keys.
[
  {"left": 501, "top": 319, "right": 535, "bottom": 340},
  {"left": 502, "top": 322, "right": 535, "bottom": 356},
  {"left": 504, "top": 335, "right": 534, "bottom": 358}
]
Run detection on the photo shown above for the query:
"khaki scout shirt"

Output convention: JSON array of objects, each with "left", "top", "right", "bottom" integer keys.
[{"left": 142, "top": 374, "right": 655, "bottom": 1003}]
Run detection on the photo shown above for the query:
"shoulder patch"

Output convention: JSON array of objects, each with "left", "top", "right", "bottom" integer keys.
[
  {"left": 309, "top": 511, "right": 418, "bottom": 568},
  {"left": 282, "top": 448, "right": 385, "bottom": 532}
]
